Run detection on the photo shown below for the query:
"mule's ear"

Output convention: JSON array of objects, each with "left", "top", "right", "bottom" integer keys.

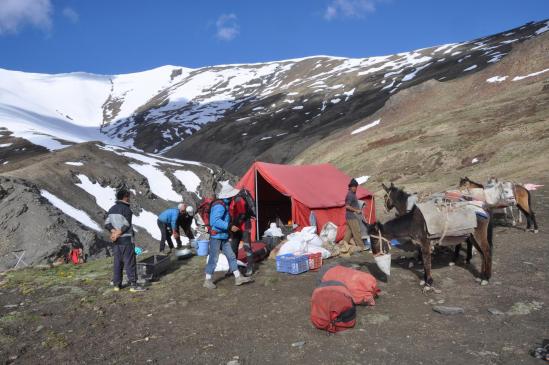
[
  {"left": 390, "top": 182, "right": 394, "bottom": 188},
  {"left": 381, "top": 183, "right": 389, "bottom": 192}
]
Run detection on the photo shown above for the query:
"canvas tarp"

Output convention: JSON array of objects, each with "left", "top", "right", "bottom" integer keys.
[{"left": 236, "top": 162, "right": 375, "bottom": 241}]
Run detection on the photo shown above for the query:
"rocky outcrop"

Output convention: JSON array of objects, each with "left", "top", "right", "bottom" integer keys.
[{"left": 0, "top": 176, "right": 107, "bottom": 271}]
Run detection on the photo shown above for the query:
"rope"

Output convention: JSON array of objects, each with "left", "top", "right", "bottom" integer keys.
[
  {"left": 437, "top": 200, "right": 450, "bottom": 246},
  {"left": 370, "top": 233, "right": 391, "bottom": 255}
]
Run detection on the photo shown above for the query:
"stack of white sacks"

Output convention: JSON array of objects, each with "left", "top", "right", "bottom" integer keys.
[{"left": 277, "top": 226, "right": 332, "bottom": 259}]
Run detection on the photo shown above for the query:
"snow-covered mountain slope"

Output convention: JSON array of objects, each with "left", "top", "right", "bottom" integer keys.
[
  {"left": 0, "top": 20, "right": 547, "bottom": 162},
  {"left": 0, "top": 142, "right": 234, "bottom": 270}
]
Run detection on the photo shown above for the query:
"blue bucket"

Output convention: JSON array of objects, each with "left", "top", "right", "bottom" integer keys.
[{"left": 196, "top": 240, "right": 209, "bottom": 256}]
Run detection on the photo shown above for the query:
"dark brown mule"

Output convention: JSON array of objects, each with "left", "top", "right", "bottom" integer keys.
[
  {"left": 373, "top": 183, "right": 493, "bottom": 288},
  {"left": 382, "top": 183, "right": 473, "bottom": 264},
  {"left": 459, "top": 177, "right": 538, "bottom": 233}
]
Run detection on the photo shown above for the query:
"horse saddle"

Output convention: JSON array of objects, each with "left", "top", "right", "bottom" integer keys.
[{"left": 417, "top": 200, "right": 481, "bottom": 241}]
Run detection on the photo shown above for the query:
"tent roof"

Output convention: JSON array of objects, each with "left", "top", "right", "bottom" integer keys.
[{"left": 237, "top": 162, "right": 373, "bottom": 209}]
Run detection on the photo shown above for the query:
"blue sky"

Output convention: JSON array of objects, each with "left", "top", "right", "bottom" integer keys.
[{"left": 0, "top": 0, "right": 547, "bottom": 74}]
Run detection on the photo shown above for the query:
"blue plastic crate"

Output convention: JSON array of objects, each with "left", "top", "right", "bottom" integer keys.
[{"left": 276, "top": 254, "right": 309, "bottom": 275}]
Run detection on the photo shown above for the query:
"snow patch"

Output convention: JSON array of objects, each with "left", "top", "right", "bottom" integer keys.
[
  {"left": 330, "top": 98, "right": 341, "bottom": 104},
  {"left": 343, "top": 88, "right": 355, "bottom": 101},
  {"left": 486, "top": 76, "right": 508, "bottom": 83},
  {"left": 463, "top": 65, "right": 478, "bottom": 72},
  {"left": 40, "top": 189, "right": 101, "bottom": 231},
  {"left": 471, "top": 158, "right": 479, "bottom": 164},
  {"left": 356, "top": 176, "right": 370, "bottom": 184},
  {"left": 260, "top": 136, "right": 272, "bottom": 141},
  {"left": 75, "top": 174, "right": 116, "bottom": 211},
  {"left": 0, "top": 143, "right": 12, "bottom": 148},
  {"left": 351, "top": 119, "right": 381, "bottom": 135},
  {"left": 173, "top": 170, "right": 201, "bottom": 197},
  {"left": 133, "top": 209, "right": 161, "bottom": 240},
  {"left": 129, "top": 163, "right": 183, "bottom": 202},
  {"left": 402, "top": 63, "right": 432, "bottom": 82},
  {"left": 512, "top": 68, "right": 549, "bottom": 81},
  {"left": 292, "top": 106, "right": 304, "bottom": 110},
  {"left": 65, "top": 161, "right": 84, "bottom": 166},
  {"left": 535, "top": 21, "right": 549, "bottom": 35}
]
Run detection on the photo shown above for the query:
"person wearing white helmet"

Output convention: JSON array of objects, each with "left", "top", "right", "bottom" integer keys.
[{"left": 176, "top": 205, "right": 197, "bottom": 246}]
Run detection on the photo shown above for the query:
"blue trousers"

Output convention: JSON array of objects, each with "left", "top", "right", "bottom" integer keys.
[
  {"left": 113, "top": 239, "right": 137, "bottom": 286},
  {"left": 205, "top": 238, "right": 238, "bottom": 275}
]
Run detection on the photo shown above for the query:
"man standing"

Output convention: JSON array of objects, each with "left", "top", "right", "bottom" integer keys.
[
  {"left": 105, "top": 189, "right": 145, "bottom": 292},
  {"left": 157, "top": 203, "right": 186, "bottom": 253},
  {"left": 203, "top": 183, "right": 254, "bottom": 289},
  {"left": 229, "top": 191, "right": 254, "bottom": 276},
  {"left": 343, "top": 178, "right": 367, "bottom": 251}
]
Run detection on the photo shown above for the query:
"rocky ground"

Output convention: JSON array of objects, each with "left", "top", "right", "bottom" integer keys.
[{"left": 0, "top": 181, "right": 547, "bottom": 364}]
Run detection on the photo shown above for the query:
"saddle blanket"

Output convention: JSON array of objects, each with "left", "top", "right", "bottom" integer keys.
[{"left": 417, "top": 201, "right": 484, "bottom": 239}]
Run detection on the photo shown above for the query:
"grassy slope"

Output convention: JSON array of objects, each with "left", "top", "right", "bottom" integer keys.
[{"left": 293, "top": 33, "right": 549, "bottom": 196}]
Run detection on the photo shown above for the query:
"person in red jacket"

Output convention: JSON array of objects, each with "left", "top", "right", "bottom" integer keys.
[{"left": 229, "top": 193, "right": 254, "bottom": 276}]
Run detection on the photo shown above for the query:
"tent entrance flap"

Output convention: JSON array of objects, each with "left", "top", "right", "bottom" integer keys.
[{"left": 256, "top": 171, "right": 291, "bottom": 239}]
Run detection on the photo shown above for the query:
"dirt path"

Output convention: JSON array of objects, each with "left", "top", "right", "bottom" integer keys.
[{"left": 1, "top": 186, "right": 548, "bottom": 365}]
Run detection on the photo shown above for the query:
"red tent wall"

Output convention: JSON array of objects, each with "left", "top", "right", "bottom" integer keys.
[{"left": 236, "top": 162, "right": 376, "bottom": 241}]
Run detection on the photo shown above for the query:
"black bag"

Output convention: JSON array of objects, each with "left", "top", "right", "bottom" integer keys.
[{"left": 238, "top": 189, "right": 256, "bottom": 218}]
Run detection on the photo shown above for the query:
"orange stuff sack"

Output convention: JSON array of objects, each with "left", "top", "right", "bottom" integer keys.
[{"left": 321, "top": 265, "right": 380, "bottom": 305}]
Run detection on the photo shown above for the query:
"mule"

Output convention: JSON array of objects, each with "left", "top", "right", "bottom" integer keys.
[
  {"left": 382, "top": 183, "right": 473, "bottom": 264},
  {"left": 373, "top": 183, "right": 493, "bottom": 288},
  {"left": 459, "top": 177, "right": 538, "bottom": 233}
]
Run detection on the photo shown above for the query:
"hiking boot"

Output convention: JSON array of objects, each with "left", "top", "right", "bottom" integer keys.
[
  {"left": 234, "top": 275, "right": 253, "bottom": 286},
  {"left": 245, "top": 255, "right": 254, "bottom": 276},
  {"left": 129, "top": 285, "right": 146, "bottom": 292},
  {"left": 245, "top": 266, "right": 253, "bottom": 277},
  {"left": 203, "top": 279, "right": 216, "bottom": 289}
]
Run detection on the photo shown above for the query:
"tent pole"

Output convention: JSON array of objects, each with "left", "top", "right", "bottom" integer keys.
[{"left": 255, "top": 168, "right": 259, "bottom": 241}]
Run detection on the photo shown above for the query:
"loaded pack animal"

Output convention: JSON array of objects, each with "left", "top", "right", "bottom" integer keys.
[
  {"left": 382, "top": 183, "right": 473, "bottom": 265},
  {"left": 459, "top": 177, "right": 538, "bottom": 233},
  {"left": 372, "top": 183, "right": 493, "bottom": 289}
]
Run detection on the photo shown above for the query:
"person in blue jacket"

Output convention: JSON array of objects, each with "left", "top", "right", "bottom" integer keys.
[
  {"left": 157, "top": 203, "right": 187, "bottom": 253},
  {"left": 203, "top": 183, "right": 254, "bottom": 289}
]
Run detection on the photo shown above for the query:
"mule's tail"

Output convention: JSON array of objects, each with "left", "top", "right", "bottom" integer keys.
[
  {"left": 487, "top": 211, "right": 494, "bottom": 255},
  {"left": 526, "top": 186, "right": 533, "bottom": 212}
]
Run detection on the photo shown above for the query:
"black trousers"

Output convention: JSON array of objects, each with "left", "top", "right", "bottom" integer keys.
[
  {"left": 230, "top": 230, "right": 253, "bottom": 258},
  {"left": 157, "top": 220, "right": 182, "bottom": 251},
  {"left": 112, "top": 239, "right": 137, "bottom": 286}
]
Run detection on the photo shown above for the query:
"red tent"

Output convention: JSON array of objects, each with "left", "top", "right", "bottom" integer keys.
[{"left": 236, "top": 162, "right": 375, "bottom": 241}]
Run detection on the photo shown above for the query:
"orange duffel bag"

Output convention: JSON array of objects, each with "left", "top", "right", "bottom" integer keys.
[{"left": 321, "top": 265, "right": 380, "bottom": 305}]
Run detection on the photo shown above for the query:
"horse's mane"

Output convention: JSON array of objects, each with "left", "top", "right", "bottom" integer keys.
[{"left": 391, "top": 186, "right": 410, "bottom": 204}]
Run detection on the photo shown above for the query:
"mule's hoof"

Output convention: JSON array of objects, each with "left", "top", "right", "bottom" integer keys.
[
  {"left": 480, "top": 280, "right": 489, "bottom": 286},
  {"left": 449, "top": 262, "right": 455, "bottom": 267},
  {"left": 512, "top": 221, "right": 517, "bottom": 226},
  {"left": 533, "top": 229, "right": 539, "bottom": 234}
]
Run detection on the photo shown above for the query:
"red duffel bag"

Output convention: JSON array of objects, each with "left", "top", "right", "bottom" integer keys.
[
  {"left": 321, "top": 265, "right": 380, "bottom": 306},
  {"left": 310, "top": 280, "right": 356, "bottom": 333}
]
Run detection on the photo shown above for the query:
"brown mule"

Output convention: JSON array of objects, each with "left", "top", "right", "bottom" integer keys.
[
  {"left": 459, "top": 177, "right": 539, "bottom": 233},
  {"left": 382, "top": 183, "right": 473, "bottom": 265},
  {"left": 377, "top": 183, "right": 493, "bottom": 288}
]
